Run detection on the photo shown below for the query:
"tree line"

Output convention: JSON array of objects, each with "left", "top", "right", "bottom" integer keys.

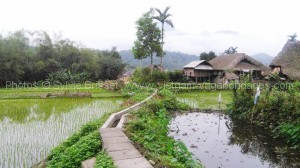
[{"left": 0, "top": 30, "right": 125, "bottom": 86}]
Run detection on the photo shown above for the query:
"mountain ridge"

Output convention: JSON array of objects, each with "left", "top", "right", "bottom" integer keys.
[{"left": 120, "top": 50, "right": 274, "bottom": 70}]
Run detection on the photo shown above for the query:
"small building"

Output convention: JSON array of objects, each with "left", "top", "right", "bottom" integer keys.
[
  {"left": 209, "top": 53, "right": 268, "bottom": 83},
  {"left": 269, "top": 41, "right": 300, "bottom": 81},
  {"left": 183, "top": 60, "right": 220, "bottom": 83}
]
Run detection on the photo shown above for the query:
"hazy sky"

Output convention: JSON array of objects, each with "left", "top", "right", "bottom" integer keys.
[{"left": 1, "top": 0, "right": 299, "bottom": 56}]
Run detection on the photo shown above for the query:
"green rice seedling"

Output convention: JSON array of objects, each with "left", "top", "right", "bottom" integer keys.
[{"left": 0, "top": 98, "right": 123, "bottom": 167}]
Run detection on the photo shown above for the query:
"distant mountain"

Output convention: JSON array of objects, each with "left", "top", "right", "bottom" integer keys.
[
  {"left": 120, "top": 50, "right": 198, "bottom": 70},
  {"left": 250, "top": 53, "right": 274, "bottom": 66}
]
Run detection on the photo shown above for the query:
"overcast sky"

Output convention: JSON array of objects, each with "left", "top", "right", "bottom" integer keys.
[{"left": 1, "top": 0, "right": 299, "bottom": 56}]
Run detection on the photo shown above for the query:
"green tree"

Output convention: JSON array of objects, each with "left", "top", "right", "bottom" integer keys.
[
  {"left": 153, "top": 6, "right": 174, "bottom": 71},
  {"left": 98, "top": 47, "right": 126, "bottom": 80},
  {"left": 132, "top": 9, "right": 162, "bottom": 67},
  {"left": 0, "top": 30, "right": 126, "bottom": 86},
  {"left": 199, "top": 51, "right": 217, "bottom": 61}
]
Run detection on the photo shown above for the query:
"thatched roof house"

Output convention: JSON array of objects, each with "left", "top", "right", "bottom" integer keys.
[
  {"left": 210, "top": 53, "right": 267, "bottom": 71},
  {"left": 209, "top": 53, "right": 268, "bottom": 83},
  {"left": 270, "top": 41, "right": 300, "bottom": 80}
]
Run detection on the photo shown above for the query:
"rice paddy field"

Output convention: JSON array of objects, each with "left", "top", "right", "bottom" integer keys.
[
  {"left": 176, "top": 90, "right": 232, "bottom": 110},
  {"left": 0, "top": 84, "right": 121, "bottom": 99},
  {"left": 0, "top": 87, "right": 123, "bottom": 168}
]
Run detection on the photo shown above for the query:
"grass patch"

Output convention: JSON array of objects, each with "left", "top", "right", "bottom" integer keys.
[
  {"left": 176, "top": 90, "right": 232, "bottom": 110},
  {"left": 95, "top": 151, "right": 116, "bottom": 168},
  {"left": 125, "top": 89, "right": 203, "bottom": 168},
  {"left": 0, "top": 86, "right": 121, "bottom": 99},
  {"left": 46, "top": 110, "right": 116, "bottom": 167}
]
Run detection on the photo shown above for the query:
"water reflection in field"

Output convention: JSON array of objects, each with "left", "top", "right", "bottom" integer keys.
[
  {"left": 169, "top": 112, "right": 300, "bottom": 168},
  {"left": 0, "top": 98, "right": 122, "bottom": 168}
]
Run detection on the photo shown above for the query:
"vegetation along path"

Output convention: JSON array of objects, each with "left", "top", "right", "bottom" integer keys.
[{"left": 82, "top": 89, "right": 157, "bottom": 168}]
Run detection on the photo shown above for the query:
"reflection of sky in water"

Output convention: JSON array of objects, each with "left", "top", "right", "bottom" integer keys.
[
  {"left": 169, "top": 112, "right": 300, "bottom": 168},
  {"left": 0, "top": 98, "right": 122, "bottom": 168}
]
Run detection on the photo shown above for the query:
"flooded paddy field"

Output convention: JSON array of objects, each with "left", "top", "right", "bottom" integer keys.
[
  {"left": 0, "top": 98, "right": 123, "bottom": 168},
  {"left": 169, "top": 112, "right": 300, "bottom": 168}
]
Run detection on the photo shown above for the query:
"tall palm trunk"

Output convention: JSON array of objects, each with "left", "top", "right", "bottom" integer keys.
[{"left": 160, "top": 23, "right": 164, "bottom": 72}]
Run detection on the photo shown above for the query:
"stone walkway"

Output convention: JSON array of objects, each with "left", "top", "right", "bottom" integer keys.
[
  {"left": 99, "top": 128, "right": 153, "bottom": 168},
  {"left": 82, "top": 89, "right": 157, "bottom": 168}
]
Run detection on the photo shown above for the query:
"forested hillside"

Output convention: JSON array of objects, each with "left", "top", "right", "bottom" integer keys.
[
  {"left": 0, "top": 30, "right": 125, "bottom": 86},
  {"left": 120, "top": 50, "right": 198, "bottom": 70}
]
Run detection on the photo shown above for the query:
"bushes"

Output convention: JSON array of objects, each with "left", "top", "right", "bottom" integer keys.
[
  {"left": 47, "top": 131, "right": 101, "bottom": 168},
  {"left": 167, "top": 70, "right": 189, "bottom": 82},
  {"left": 125, "top": 89, "right": 202, "bottom": 168},
  {"left": 274, "top": 123, "right": 300, "bottom": 149},
  {"left": 226, "top": 88, "right": 253, "bottom": 120},
  {"left": 132, "top": 67, "right": 169, "bottom": 83},
  {"left": 132, "top": 67, "right": 188, "bottom": 84},
  {"left": 47, "top": 111, "right": 116, "bottom": 167},
  {"left": 227, "top": 79, "right": 300, "bottom": 149}
]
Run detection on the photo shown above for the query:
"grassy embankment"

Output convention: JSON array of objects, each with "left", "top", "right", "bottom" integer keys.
[
  {"left": 124, "top": 89, "right": 203, "bottom": 168},
  {"left": 45, "top": 85, "right": 153, "bottom": 168}
]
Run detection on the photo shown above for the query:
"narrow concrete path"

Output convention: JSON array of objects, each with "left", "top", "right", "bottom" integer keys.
[
  {"left": 82, "top": 89, "right": 157, "bottom": 168},
  {"left": 99, "top": 128, "right": 153, "bottom": 168}
]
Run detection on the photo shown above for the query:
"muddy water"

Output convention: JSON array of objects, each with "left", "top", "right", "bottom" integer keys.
[{"left": 169, "top": 112, "right": 300, "bottom": 168}]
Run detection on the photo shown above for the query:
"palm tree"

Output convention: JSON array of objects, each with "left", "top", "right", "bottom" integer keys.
[
  {"left": 288, "top": 33, "right": 297, "bottom": 42},
  {"left": 153, "top": 6, "right": 174, "bottom": 71}
]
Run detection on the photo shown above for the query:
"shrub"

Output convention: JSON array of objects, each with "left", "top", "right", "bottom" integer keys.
[
  {"left": 95, "top": 151, "right": 115, "bottom": 168},
  {"left": 132, "top": 67, "right": 169, "bottom": 84},
  {"left": 47, "top": 131, "right": 101, "bottom": 168},
  {"left": 227, "top": 77, "right": 300, "bottom": 149},
  {"left": 167, "top": 70, "right": 189, "bottom": 82}
]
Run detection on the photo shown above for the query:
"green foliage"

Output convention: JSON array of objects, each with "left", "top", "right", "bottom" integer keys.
[
  {"left": 132, "top": 9, "right": 162, "bottom": 65},
  {"left": 227, "top": 88, "right": 253, "bottom": 119},
  {"left": 0, "top": 30, "right": 125, "bottom": 86},
  {"left": 46, "top": 70, "right": 91, "bottom": 83},
  {"left": 199, "top": 51, "right": 217, "bottom": 61},
  {"left": 274, "top": 123, "right": 300, "bottom": 149},
  {"left": 47, "top": 111, "right": 116, "bottom": 167},
  {"left": 227, "top": 74, "right": 253, "bottom": 119},
  {"left": 125, "top": 89, "right": 202, "bottom": 167},
  {"left": 95, "top": 151, "right": 116, "bottom": 168},
  {"left": 153, "top": 6, "right": 174, "bottom": 66},
  {"left": 47, "top": 131, "right": 101, "bottom": 168},
  {"left": 167, "top": 70, "right": 189, "bottom": 82},
  {"left": 97, "top": 47, "right": 126, "bottom": 80},
  {"left": 132, "top": 68, "right": 188, "bottom": 84},
  {"left": 132, "top": 67, "right": 169, "bottom": 83},
  {"left": 227, "top": 77, "right": 300, "bottom": 149}
]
